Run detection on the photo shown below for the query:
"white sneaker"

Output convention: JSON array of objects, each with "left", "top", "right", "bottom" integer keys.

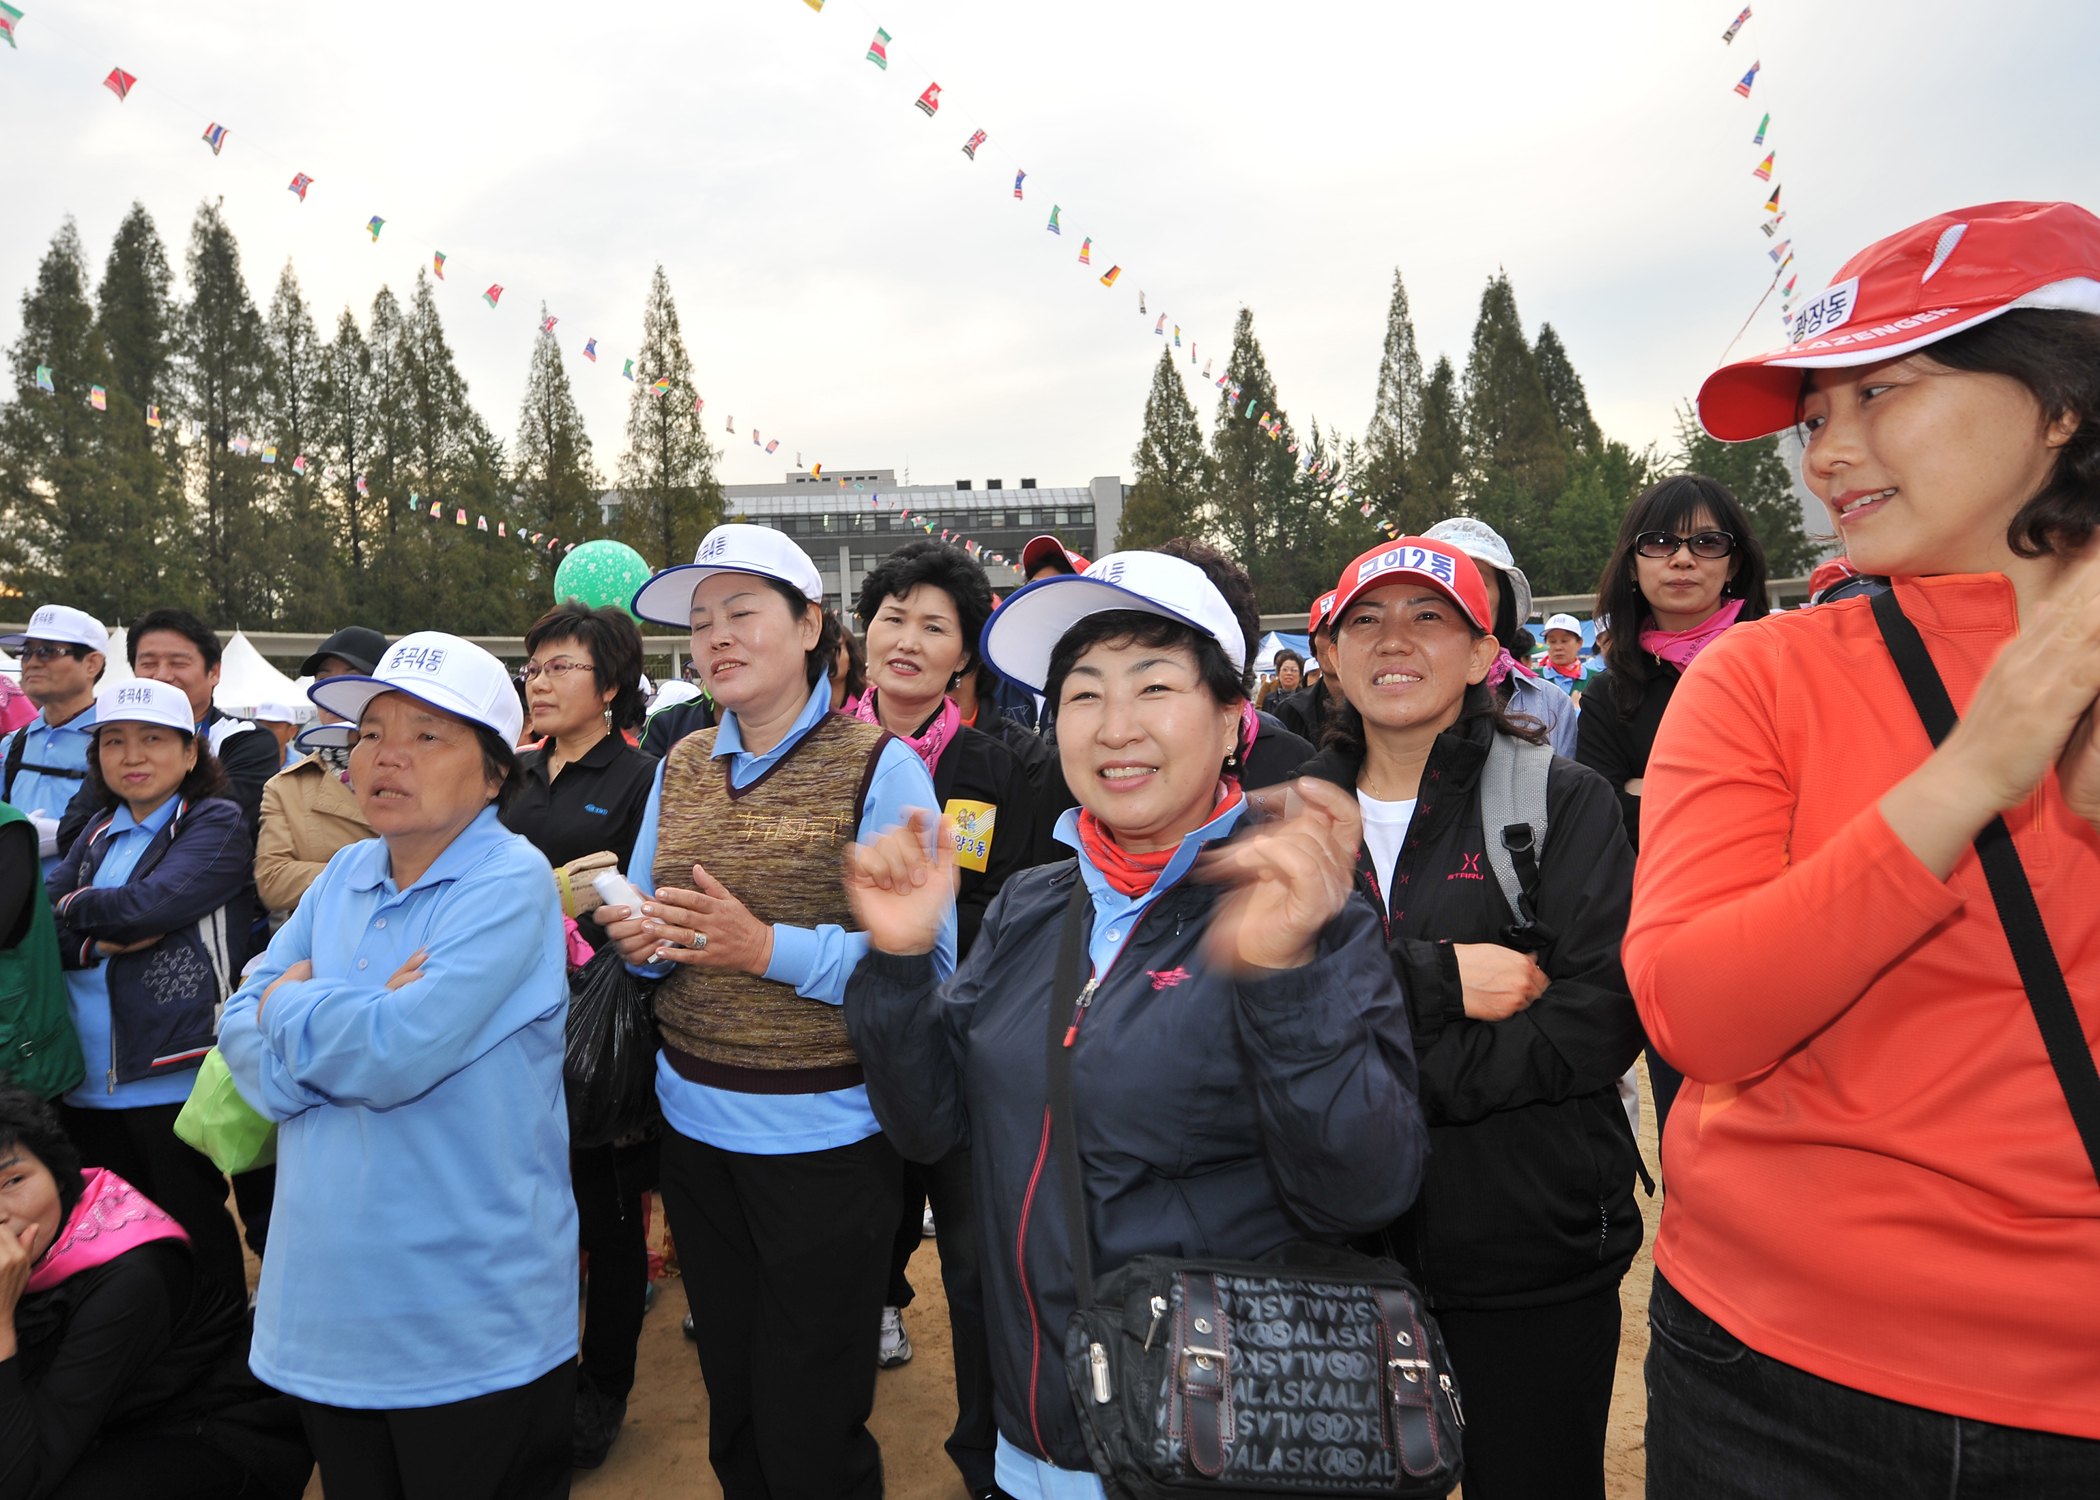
[
  {"left": 878, "top": 1305, "right": 913, "bottom": 1368},
  {"left": 922, "top": 1203, "right": 937, "bottom": 1238}
]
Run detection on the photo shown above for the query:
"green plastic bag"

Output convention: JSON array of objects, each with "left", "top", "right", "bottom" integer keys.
[{"left": 174, "top": 1049, "right": 277, "bottom": 1174}]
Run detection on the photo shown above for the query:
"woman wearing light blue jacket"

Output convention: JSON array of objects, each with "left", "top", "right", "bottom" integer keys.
[{"left": 218, "top": 633, "right": 577, "bottom": 1500}]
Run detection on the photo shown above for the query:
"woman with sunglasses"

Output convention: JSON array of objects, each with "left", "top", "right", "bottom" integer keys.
[{"left": 1629, "top": 202, "right": 2100, "bottom": 1495}]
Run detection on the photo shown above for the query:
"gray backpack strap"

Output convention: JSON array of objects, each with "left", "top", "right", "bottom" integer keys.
[{"left": 1480, "top": 731, "right": 1554, "bottom": 950}]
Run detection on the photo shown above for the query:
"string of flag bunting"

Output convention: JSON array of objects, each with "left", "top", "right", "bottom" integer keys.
[{"left": 1715, "top": 6, "right": 1816, "bottom": 350}]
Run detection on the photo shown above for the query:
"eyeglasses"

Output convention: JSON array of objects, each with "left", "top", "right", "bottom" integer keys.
[
  {"left": 17, "top": 642, "right": 87, "bottom": 663},
  {"left": 519, "top": 659, "right": 594, "bottom": 682},
  {"left": 1635, "top": 530, "right": 1736, "bottom": 560}
]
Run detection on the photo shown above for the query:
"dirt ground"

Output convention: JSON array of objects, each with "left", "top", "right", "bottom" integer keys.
[{"left": 293, "top": 1065, "right": 1665, "bottom": 1499}]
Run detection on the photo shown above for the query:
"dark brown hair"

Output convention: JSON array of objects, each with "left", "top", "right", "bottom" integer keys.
[
  {"left": 0, "top": 1082, "right": 86, "bottom": 1225},
  {"left": 526, "top": 601, "right": 647, "bottom": 733},
  {"left": 1592, "top": 474, "right": 1771, "bottom": 721},
  {"left": 85, "top": 724, "right": 225, "bottom": 811},
  {"left": 853, "top": 542, "right": 994, "bottom": 685},
  {"left": 833, "top": 617, "right": 868, "bottom": 701}
]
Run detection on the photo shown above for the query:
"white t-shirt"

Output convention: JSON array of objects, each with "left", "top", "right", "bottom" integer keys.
[{"left": 1356, "top": 790, "right": 1418, "bottom": 911}]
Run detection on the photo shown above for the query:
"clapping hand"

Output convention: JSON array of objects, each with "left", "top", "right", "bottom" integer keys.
[
  {"left": 606, "top": 865, "right": 775, "bottom": 976},
  {"left": 843, "top": 810, "right": 955, "bottom": 958},
  {"left": 1194, "top": 778, "right": 1363, "bottom": 972}
]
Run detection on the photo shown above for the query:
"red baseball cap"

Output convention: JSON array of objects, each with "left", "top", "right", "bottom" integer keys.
[
  {"left": 1306, "top": 589, "right": 1340, "bottom": 636},
  {"left": 1331, "top": 538, "right": 1492, "bottom": 633},
  {"left": 1698, "top": 201, "right": 2100, "bottom": 441},
  {"left": 1020, "top": 535, "right": 1089, "bottom": 576}
]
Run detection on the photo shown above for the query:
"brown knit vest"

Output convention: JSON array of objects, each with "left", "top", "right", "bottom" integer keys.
[{"left": 652, "top": 710, "right": 891, "bottom": 1094}]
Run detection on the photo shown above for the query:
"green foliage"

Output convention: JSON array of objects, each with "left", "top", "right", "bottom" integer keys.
[
  {"left": 1533, "top": 324, "right": 1600, "bottom": 454},
  {"left": 1117, "top": 346, "right": 1208, "bottom": 549},
  {"left": 615, "top": 266, "right": 722, "bottom": 570},
  {"left": 1524, "top": 440, "right": 1657, "bottom": 596},
  {"left": 1670, "top": 403, "right": 1822, "bottom": 577},
  {"left": 515, "top": 303, "right": 601, "bottom": 548},
  {"left": 260, "top": 263, "right": 343, "bottom": 630},
  {"left": 178, "top": 201, "right": 274, "bottom": 624}
]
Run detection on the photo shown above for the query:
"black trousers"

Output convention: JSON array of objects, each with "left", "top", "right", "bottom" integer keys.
[
  {"left": 230, "top": 1165, "right": 275, "bottom": 1259},
  {"left": 1433, "top": 1284, "right": 1621, "bottom": 1500},
  {"left": 47, "top": 1434, "right": 258, "bottom": 1500},
  {"left": 572, "top": 1141, "right": 654, "bottom": 1400},
  {"left": 59, "top": 1101, "right": 247, "bottom": 1304},
  {"left": 660, "top": 1126, "right": 900, "bottom": 1500},
  {"left": 883, "top": 1146, "right": 997, "bottom": 1494},
  {"left": 298, "top": 1361, "right": 573, "bottom": 1500},
  {"left": 1646, "top": 1271, "right": 2100, "bottom": 1498}
]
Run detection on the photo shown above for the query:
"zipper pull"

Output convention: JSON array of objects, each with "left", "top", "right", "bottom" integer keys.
[
  {"left": 1439, "top": 1372, "right": 1465, "bottom": 1430},
  {"left": 1089, "top": 1341, "right": 1112, "bottom": 1403},
  {"left": 1061, "top": 977, "right": 1100, "bottom": 1048},
  {"left": 1142, "top": 1294, "right": 1167, "bottom": 1351}
]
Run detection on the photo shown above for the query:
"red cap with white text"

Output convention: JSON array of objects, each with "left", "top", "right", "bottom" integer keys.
[
  {"left": 1698, "top": 201, "right": 2100, "bottom": 441},
  {"left": 1330, "top": 538, "right": 1493, "bottom": 633}
]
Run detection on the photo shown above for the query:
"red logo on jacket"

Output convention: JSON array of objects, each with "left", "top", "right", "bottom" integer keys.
[
  {"left": 1147, "top": 967, "right": 1191, "bottom": 990},
  {"left": 1448, "top": 852, "right": 1485, "bottom": 881}
]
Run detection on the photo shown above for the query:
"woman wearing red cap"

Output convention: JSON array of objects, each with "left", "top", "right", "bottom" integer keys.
[
  {"left": 1630, "top": 202, "right": 2100, "bottom": 1492},
  {"left": 1300, "top": 537, "right": 1645, "bottom": 1500}
]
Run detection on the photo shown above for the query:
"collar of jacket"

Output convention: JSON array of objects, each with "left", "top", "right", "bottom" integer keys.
[{"left": 1299, "top": 710, "right": 1493, "bottom": 797}]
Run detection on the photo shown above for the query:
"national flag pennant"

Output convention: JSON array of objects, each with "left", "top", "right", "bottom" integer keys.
[
  {"left": 1765, "top": 185, "right": 1781, "bottom": 212},
  {"left": 230, "top": 434, "right": 249, "bottom": 453},
  {"left": 202, "top": 122, "right": 228, "bottom": 155},
  {"left": 456, "top": 509, "right": 468, "bottom": 526},
  {"left": 0, "top": 2, "right": 22, "bottom": 49},
  {"left": 1204, "top": 360, "right": 1213, "bottom": 379},
  {"left": 802, "top": 0, "right": 823, "bottom": 10},
  {"left": 1079, "top": 237, "right": 1092, "bottom": 265},
  {"left": 1099, "top": 265, "right": 1121, "bottom": 288},
  {"left": 1154, "top": 314, "right": 1165, "bottom": 335},
  {"left": 104, "top": 67, "right": 136, "bottom": 101},
  {"left": 289, "top": 172, "right": 313, "bottom": 202},
  {"left": 1782, "top": 274, "right": 1798, "bottom": 298},
  {"left": 1013, "top": 169, "right": 1025, "bottom": 200},
  {"left": 292, "top": 454, "right": 309, "bottom": 474},
  {"left": 583, "top": 338, "right": 597, "bottom": 362},
  {"left": 1189, "top": 341, "right": 1196, "bottom": 363},
  {"left": 355, "top": 476, "right": 368, "bottom": 496},
  {"left": 1761, "top": 213, "right": 1786, "bottom": 236},
  {"left": 1721, "top": 6, "right": 1751, "bottom": 43},
  {"left": 812, "top": 463, "right": 822, "bottom": 479},
  {"left": 1770, "top": 236, "right": 1792, "bottom": 262},
  {"left": 541, "top": 315, "right": 557, "bottom": 334},
  {"left": 262, "top": 445, "right": 277, "bottom": 463},
  {"left": 33, "top": 365, "right": 51, "bottom": 393},
  {"left": 962, "top": 129, "right": 986, "bottom": 160},
  {"left": 651, "top": 377, "right": 671, "bottom": 396},
  {"left": 1753, "top": 112, "right": 1770, "bottom": 145},
  {"left": 866, "top": 27, "right": 890, "bottom": 68},
  {"left": 1046, "top": 205, "right": 1061, "bottom": 235},
  {"left": 483, "top": 284, "right": 503, "bottom": 308},
  {"left": 1734, "top": 61, "right": 1760, "bottom": 97},
  {"left": 765, "top": 439, "right": 780, "bottom": 454},
  {"left": 1752, "top": 151, "right": 1774, "bottom": 181},
  {"left": 751, "top": 429, "right": 761, "bottom": 446},
  {"left": 915, "top": 82, "right": 940, "bottom": 117},
  {"left": 89, "top": 386, "right": 106, "bottom": 411},
  {"left": 145, "top": 404, "right": 162, "bottom": 428},
  {"left": 1140, "top": 291, "right": 1147, "bottom": 314},
  {"left": 433, "top": 251, "right": 445, "bottom": 279},
  {"left": 477, "top": 515, "right": 488, "bottom": 531},
  {"left": 367, "top": 216, "right": 385, "bottom": 241},
  {"left": 497, "top": 522, "right": 506, "bottom": 536},
  {"left": 623, "top": 359, "right": 635, "bottom": 380},
  {"left": 692, "top": 396, "right": 705, "bottom": 415}
]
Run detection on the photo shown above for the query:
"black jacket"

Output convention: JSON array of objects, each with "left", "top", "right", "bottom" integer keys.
[
  {"left": 504, "top": 733, "right": 658, "bottom": 949},
  {"left": 639, "top": 697, "right": 717, "bottom": 759},
  {"left": 1269, "top": 679, "right": 1342, "bottom": 747},
  {"left": 845, "top": 847, "right": 1427, "bottom": 1473},
  {"left": 1, "top": 1239, "right": 309, "bottom": 1500},
  {"left": 929, "top": 722, "right": 1045, "bottom": 959},
  {"left": 1301, "top": 715, "right": 1645, "bottom": 1311},
  {"left": 1573, "top": 662, "right": 1679, "bottom": 852}
]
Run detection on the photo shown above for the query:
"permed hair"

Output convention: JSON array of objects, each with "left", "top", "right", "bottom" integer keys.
[
  {"left": 853, "top": 541, "right": 996, "bottom": 684},
  {"left": 0, "top": 1081, "right": 87, "bottom": 1226},
  {"left": 526, "top": 601, "right": 648, "bottom": 733}
]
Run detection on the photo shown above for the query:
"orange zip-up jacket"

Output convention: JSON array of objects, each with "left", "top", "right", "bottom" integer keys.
[{"left": 1624, "top": 572, "right": 2100, "bottom": 1439}]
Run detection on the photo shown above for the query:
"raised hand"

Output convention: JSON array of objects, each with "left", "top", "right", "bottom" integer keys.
[
  {"left": 843, "top": 810, "right": 955, "bottom": 958},
  {"left": 1196, "top": 777, "right": 1363, "bottom": 972}
]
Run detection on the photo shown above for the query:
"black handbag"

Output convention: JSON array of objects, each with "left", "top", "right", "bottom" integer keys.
[
  {"left": 1046, "top": 884, "right": 1464, "bottom": 1498},
  {"left": 1871, "top": 589, "right": 2100, "bottom": 1186}
]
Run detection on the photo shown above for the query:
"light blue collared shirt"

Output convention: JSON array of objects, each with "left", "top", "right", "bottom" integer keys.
[
  {"left": 629, "top": 675, "right": 957, "bottom": 1155},
  {"left": 2, "top": 704, "right": 97, "bottom": 875},
  {"left": 218, "top": 805, "right": 577, "bottom": 1408},
  {"left": 62, "top": 797, "right": 192, "bottom": 1109}
]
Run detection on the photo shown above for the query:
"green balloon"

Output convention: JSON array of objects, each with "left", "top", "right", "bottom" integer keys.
[{"left": 553, "top": 540, "right": 652, "bottom": 622}]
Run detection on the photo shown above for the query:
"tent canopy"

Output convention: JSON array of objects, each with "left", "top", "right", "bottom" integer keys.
[
  {"left": 214, "top": 631, "right": 312, "bottom": 722},
  {"left": 1254, "top": 631, "right": 1312, "bottom": 676}
]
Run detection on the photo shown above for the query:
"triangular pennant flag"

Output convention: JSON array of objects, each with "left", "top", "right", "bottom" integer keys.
[
  {"left": 433, "top": 250, "right": 445, "bottom": 279},
  {"left": 1752, "top": 152, "right": 1774, "bottom": 181},
  {"left": 455, "top": 509, "right": 468, "bottom": 526},
  {"left": 541, "top": 315, "right": 557, "bottom": 334},
  {"left": 289, "top": 172, "right": 313, "bottom": 201},
  {"left": 0, "top": 3, "right": 22, "bottom": 49},
  {"left": 89, "top": 386, "right": 106, "bottom": 411},
  {"left": 1046, "top": 205, "right": 1061, "bottom": 235},
  {"left": 1764, "top": 184, "right": 1781, "bottom": 211},
  {"left": 1734, "top": 61, "right": 1760, "bottom": 97},
  {"left": 1721, "top": 6, "right": 1751, "bottom": 43},
  {"left": 962, "top": 129, "right": 986, "bottom": 160},
  {"left": 483, "top": 284, "right": 503, "bottom": 308},
  {"left": 103, "top": 67, "right": 136, "bottom": 101},
  {"left": 477, "top": 515, "right": 488, "bottom": 531},
  {"left": 1013, "top": 169, "right": 1025, "bottom": 200},
  {"left": 583, "top": 338, "right": 598, "bottom": 362},
  {"left": 866, "top": 28, "right": 890, "bottom": 68},
  {"left": 35, "top": 365, "right": 53, "bottom": 393},
  {"left": 1099, "top": 266, "right": 1121, "bottom": 287},
  {"left": 145, "top": 404, "right": 162, "bottom": 428},
  {"left": 915, "top": 82, "right": 941, "bottom": 116},
  {"left": 1079, "top": 237, "right": 1092, "bottom": 265},
  {"left": 367, "top": 216, "right": 384, "bottom": 241},
  {"left": 1753, "top": 112, "right": 1770, "bottom": 145}
]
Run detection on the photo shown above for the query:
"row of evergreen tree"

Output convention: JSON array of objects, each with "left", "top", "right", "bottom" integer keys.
[
  {"left": 1, "top": 201, "right": 726, "bottom": 633},
  {"left": 1116, "top": 272, "right": 1819, "bottom": 610}
]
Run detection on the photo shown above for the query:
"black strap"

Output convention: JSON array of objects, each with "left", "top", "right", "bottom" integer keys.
[
  {"left": 1871, "top": 588, "right": 2100, "bottom": 1187},
  {"left": 3, "top": 727, "right": 88, "bottom": 804},
  {"left": 1045, "top": 879, "right": 1097, "bottom": 1308}
]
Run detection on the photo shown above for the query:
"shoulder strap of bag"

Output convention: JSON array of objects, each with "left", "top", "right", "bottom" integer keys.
[
  {"left": 3, "top": 728, "right": 23, "bottom": 802},
  {"left": 1480, "top": 730, "right": 1554, "bottom": 949},
  {"left": 1871, "top": 587, "right": 2100, "bottom": 1188},
  {"left": 1045, "top": 877, "right": 1098, "bottom": 1309}
]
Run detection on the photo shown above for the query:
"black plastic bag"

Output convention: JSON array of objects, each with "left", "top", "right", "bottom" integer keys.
[{"left": 564, "top": 943, "right": 662, "bottom": 1149}]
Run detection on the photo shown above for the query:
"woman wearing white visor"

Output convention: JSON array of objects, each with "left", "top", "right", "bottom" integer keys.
[
  {"left": 218, "top": 632, "right": 577, "bottom": 1500},
  {"left": 840, "top": 547, "right": 1428, "bottom": 1500},
  {"left": 606, "top": 524, "right": 955, "bottom": 1500},
  {"left": 1629, "top": 201, "right": 2100, "bottom": 1493}
]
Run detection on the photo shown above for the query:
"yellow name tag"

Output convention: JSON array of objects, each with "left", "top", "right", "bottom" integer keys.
[{"left": 945, "top": 798, "right": 996, "bottom": 873}]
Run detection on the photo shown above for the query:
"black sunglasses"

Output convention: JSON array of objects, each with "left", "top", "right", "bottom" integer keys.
[
  {"left": 1635, "top": 529, "right": 1736, "bottom": 560},
  {"left": 17, "top": 642, "right": 89, "bottom": 663}
]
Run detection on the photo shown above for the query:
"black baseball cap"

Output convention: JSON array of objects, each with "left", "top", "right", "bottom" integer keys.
[{"left": 298, "top": 625, "right": 389, "bottom": 678}]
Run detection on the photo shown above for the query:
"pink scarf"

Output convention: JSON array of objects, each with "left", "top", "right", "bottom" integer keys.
[
  {"left": 27, "top": 1168, "right": 189, "bottom": 1293},
  {"left": 1483, "top": 648, "right": 1537, "bottom": 688},
  {"left": 1639, "top": 598, "right": 1745, "bottom": 672},
  {"left": 848, "top": 690, "right": 961, "bottom": 774}
]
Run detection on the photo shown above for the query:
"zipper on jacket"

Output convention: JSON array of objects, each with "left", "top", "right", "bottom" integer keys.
[{"left": 1061, "top": 978, "right": 1100, "bottom": 1048}]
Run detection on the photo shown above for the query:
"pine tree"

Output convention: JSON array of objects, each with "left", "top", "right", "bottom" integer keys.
[
  {"left": 317, "top": 307, "right": 374, "bottom": 581},
  {"left": 1207, "top": 309, "right": 1307, "bottom": 607},
  {"left": 1532, "top": 324, "right": 1600, "bottom": 454},
  {"left": 261, "top": 262, "right": 344, "bottom": 629},
  {"left": 94, "top": 204, "right": 191, "bottom": 619},
  {"left": 1460, "top": 273, "right": 1568, "bottom": 556},
  {"left": 514, "top": 304, "right": 601, "bottom": 548},
  {"left": 1671, "top": 403, "right": 1819, "bottom": 577},
  {"left": 1117, "top": 347, "right": 1209, "bottom": 549},
  {"left": 614, "top": 266, "right": 721, "bottom": 569},
  {"left": 1526, "top": 440, "right": 1656, "bottom": 596},
  {"left": 177, "top": 200, "right": 272, "bottom": 625},
  {"left": 1365, "top": 269, "right": 1425, "bottom": 471},
  {"left": 1406, "top": 356, "right": 1466, "bottom": 526},
  {"left": 99, "top": 204, "right": 176, "bottom": 412}
]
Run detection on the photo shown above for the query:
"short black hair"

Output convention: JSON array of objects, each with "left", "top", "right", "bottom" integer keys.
[
  {"left": 1272, "top": 648, "right": 1304, "bottom": 672},
  {"left": 754, "top": 578, "right": 844, "bottom": 690},
  {"left": 471, "top": 723, "right": 528, "bottom": 814},
  {"left": 126, "top": 607, "right": 221, "bottom": 670},
  {"left": 84, "top": 725, "right": 225, "bottom": 811},
  {"left": 526, "top": 601, "right": 647, "bottom": 733},
  {"left": 853, "top": 542, "right": 995, "bottom": 682},
  {"left": 0, "top": 1082, "right": 86, "bottom": 1225},
  {"left": 832, "top": 615, "right": 868, "bottom": 701}
]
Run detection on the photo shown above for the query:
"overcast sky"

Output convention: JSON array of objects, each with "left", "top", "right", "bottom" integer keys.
[{"left": 5, "top": 0, "right": 2095, "bottom": 494}]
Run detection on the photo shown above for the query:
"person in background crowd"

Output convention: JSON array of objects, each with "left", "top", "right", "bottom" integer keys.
[
  {"left": 0, "top": 799, "right": 80, "bottom": 1103},
  {"left": 1018, "top": 534, "right": 1086, "bottom": 585},
  {"left": 944, "top": 643, "right": 1053, "bottom": 802},
  {"left": 1258, "top": 647, "right": 1304, "bottom": 709},
  {"left": 843, "top": 544, "right": 1429, "bottom": 1500},
  {"left": 253, "top": 628, "right": 386, "bottom": 918},
  {"left": 1423, "top": 517, "right": 1581, "bottom": 757},
  {"left": 608, "top": 525, "right": 956, "bottom": 1500},
  {"left": 500, "top": 602, "right": 659, "bottom": 1470},
  {"left": 253, "top": 704, "right": 302, "bottom": 770},
  {"left": 220, "top": 633, "right": 577, "bottom": 1500},
  {"left": 1539, "top": 613, "right": 1591, "bottom": 698},
  {"left": 1268, "top": 589, "right": 1345, "bottom": 745},
  {"left": 1, "top": 605, "right": 108, "bottom": 875},
  {"left": 850, "top": 541, "right": 1039, "bottom": 1498},
  {"left": 47, "top": 679, "right": 252, "bottom": 1306},
  {"left": 0, "top": 671, "right": 33, "bottom": 738},
  {"left": 1577, "top": 475, "right": 1771, "bottom": 1140},
  {"left": 0, "top": 1084, "right": 312, "bottom": 1500},
  {"left": 637, "top": 626, "right": 728, "bottom": 757},
  {"left": 1632, "top": 201, "right": 2100, "bottom": 1496},
  {"left": 828, "top": 622, "right": 868, "bottom": 713},
  {"left": 1300, "top": 537, "right": 1644, "bottom": 1500}
]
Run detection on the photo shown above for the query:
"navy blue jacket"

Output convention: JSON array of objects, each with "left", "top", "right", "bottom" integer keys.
[
  {"left": 845, "top": 849, "right": 1428, "bottom": 1472},
  {"left": 49, "top": 797, "right": 251, "bottom": 1087}
]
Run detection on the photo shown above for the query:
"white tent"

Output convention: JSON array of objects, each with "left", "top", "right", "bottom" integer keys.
[
  {"left": 99, "top": 627, "right": 132, "bottom": 687},
  {"left": 214, "top": 631, "right": 312, "bottom": 723}
]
